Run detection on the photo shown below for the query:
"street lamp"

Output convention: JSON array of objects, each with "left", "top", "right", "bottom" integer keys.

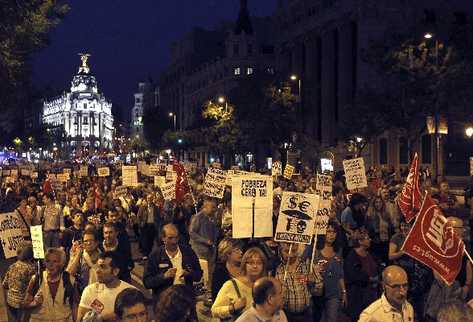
[
  {"left": 290, "top": 74, "right": 301, "bottom": 98},
  {"left": 218, "top": 96, "right": 228, "bottom": 111},
  {"left": 168, "top": 112, "right": 176, "bottom": 131},
  {"left": 466, "top": 126, "right": 473, "bottom": 138}
]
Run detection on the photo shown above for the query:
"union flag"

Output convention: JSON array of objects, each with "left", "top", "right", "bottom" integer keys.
[
  {"left": 401, "top": 194, "right": 464, "bottom": 285},
  {"left": 397, "top": 153, "right": 423, "bottom": 222},
  {"left": 172, "top": 160, "right": 189, "bottom": 202}
]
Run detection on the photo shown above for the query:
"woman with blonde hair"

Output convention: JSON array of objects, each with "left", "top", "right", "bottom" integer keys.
[{"left": 212, "top": 247, "right": 267, "bottom": 321}]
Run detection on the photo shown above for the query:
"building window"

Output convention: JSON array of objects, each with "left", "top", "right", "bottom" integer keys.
[
  {"left": 267, "top": 67, "right": 274, "bottom": 75},
  {"left": 136, "top": 97, "right": 141, "bottom": 103},
  {"left": 399, "top": 137, "right": 409, "bottom": 164},
  {"left": 421, "top": 135, "right": 432, "bottom": 164},
  {"left": 234, "top": 67, "right": 241, "bottom": 75},
  {"left": 379, "top": 138, "right": 388, "bottom": 165},
  {"left": 84, "top": 103, "right": 87, "bottom": 109},
  {"left": 247, "top": 67, "right": 253, "bottom": 75},
  {"left": 83, "top": 117, "right": 88, "bottom": 125}
]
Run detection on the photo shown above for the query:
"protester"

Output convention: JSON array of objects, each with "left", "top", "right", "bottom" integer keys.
[
  {"left": 424, "top": 271, "right": 463, "bottom": 322},
  {"left": 41, "top": 192, "right": 65, "bottom": 248},
  {"left": 438, "top": 300, "right": 473, "bottom": 322},
  {"left": 114, "top": 288, "right": 150, "bottom": 322},
  {"left": 154, "top": 284, "right": 196, "bottom": 322},
  {"left": 101, "top": 222, "right": 134, "bottom": 282}
]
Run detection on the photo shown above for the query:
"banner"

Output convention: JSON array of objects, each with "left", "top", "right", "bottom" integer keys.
[
  {"left": 315, "top": 199, "right": 331, "bottom": 235},
  {"left": 283, "top": 164, "right": 295, "bottom": 180},
  {"left": 166, "top": 171, "right": 177, "bottom": 182},
  {"left": 137, "top": 161, "right": 146, "bottom": 173},
  {"left": 80, "top": 165, "right": 88, "bottom": 177},
  {"left": 148, "top": 164, "right": 160, "bottom": 176},
  {"left": 97, "top": 167, "right": 110, "bottom": 177},
  {"left": 401, "top": 195, "right": 464, "bottom": 285},
  {"left": 10, "top": 169, "right": 18, "bottom": 177},
  {"left": 154, "top": 176, "right": 165, "bottom": 187},
  {"left": 397, "top": 153, "right": 422, "bottom": 223},
  {"left": 30, "top": 225, "right": 45, "bottom": 259},
  {"left": 63, "top": 168, "right": 72, "bottom": 174},
  {"left": 122, "top": 165, "right": 138, "bottom": 187},
  {"left": 316, "top": 174, "right": 332, "bottom": 200},
  {"left": 272, "top": 161, "right": 282, "bottom": 177},
  {"left": 343, "top": 157, "right": 368, "bottom": 190},
  {"left": 173, "top": 161, "right": 190, "bottom": 202},
  {"left": 57, "top": 173, "right": 70, "bottom": 182},
  {"left": 161, "top": 181, "right": 176, "bottom": 201},
  {"left": 274, "top": 192, "right": 319, "bottom": 244},
  {"left": 114, "top": 186, "right": 127, "bottom": 197},
  {"left": 231, "top": 175, "right": 273, "bottom": 238},
  {"left": 20, "top": 169, "right": 30, "bottom": 177},
  {"left": 0, "top": 212, "right": 26, "bottom": 259},
  {"left": 203, "top": 168, "right": 227, "bottom": 199}
]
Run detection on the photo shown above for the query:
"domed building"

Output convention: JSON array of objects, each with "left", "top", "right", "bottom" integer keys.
[{"left": 42, "top": 54, "right": 114, "bottom": 150}]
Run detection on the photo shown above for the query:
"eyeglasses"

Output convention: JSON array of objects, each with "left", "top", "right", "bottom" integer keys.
[
  {"left": 385, "top": 283, "right": 409, "bottom": 291},
  {"left": 123, "top": 310, "right": 147, "bottom": 321}
]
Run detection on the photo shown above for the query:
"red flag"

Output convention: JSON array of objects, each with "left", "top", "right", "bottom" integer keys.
[
  {"left": 397, "top": 153, "right": 423, "bottom": 222},
  {"left": 401, "top": 194, "right": 465, "bottom": 285},
  {"left": 172, "top": 161, "right": 189, "bottom": 202}
]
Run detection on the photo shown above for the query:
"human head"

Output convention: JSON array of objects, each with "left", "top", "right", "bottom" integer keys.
[
  {"left": 201, "top": 198, "right": 217, "bottom": 215},
  {"left": 439, "top": 180, "right": 449, "bottom": 193},
  {"left": 103, "top": 222, "right": 118, "bottom": 245},
  {"left": 27, "top": 196, "right": 37, "bottom": 207},
  {"left": 241, "top": 247, "right": 267, "bottom": 280},
  {"left": 437, "top": 300, "right": 473, "bottom": 322},
  {"left": 382, "top": 265, "right": 409, "bottom": 310},
  {"left": 399, "top": 220, "right": 411, "bottom": 236},
  {"left": 96, "top": 251, "right": 120, "bottom": 284},
  {"left": 349, "top": 193, "right": 368, "bottom": 213},
  {"left": 17, "top": 244, "right": 33, "bottom": 261},
  {"left": 154, "top": 285, "right": 195, "bottom": 322},
  {"left": 108, "top": 209, "right": 121, "bottom": 223},
  {"left": 372, "top": 196, "right": 385, "bottom": 212},
  {"left": 161, "top": 224, "right": 179, "bottom": 252},
  {"left": 114, "top": 288, "right": 148, "bottom": 322},
  {"left": 82, "top": 228, "right": 99, "bottom": 253},
  {"left": 319, "top": 220, "right": 341, "bottom": 251},
  {"left": 71, "top": 211, "right": 83, "bottom": 227},
  {"left": 278, "top": 242, "right": 301, "bottom": 263},
  {"left": 353, "top": 228, "right": 371, "bottom": 249},
  {"left": 253, "top": 277, "right": 284, "bottom": 314},
  {"left": 42, "top": 192, "right": 55, "bottom": 205},
  {"left": 447, "top": 217, "right": 464, "bottom": 241},
  {"left": 217, "top": 238, "right": 244, "bottom": 264},
  {"left": 44, "top": 248, "right": 67, "bottom": 276}
]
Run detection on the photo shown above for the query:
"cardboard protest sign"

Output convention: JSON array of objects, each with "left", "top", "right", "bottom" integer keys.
[
  {"left": 154, "top": 176, "right": 165, "bottom": 187},
  {"left": 203, "top": 168, "right": 227, "bottom": 199},
  {"left": 343, "top": 157, "right": 368, "bottom": 190},
  {"left": 166, "top": 164, "right": 174, "bottom": 172},
  {"left": 226, "top": 170, "right": 234, "bottom": 186},
  {"left": 316, "top": 174, "right": 333, "bottom": 200},
  {"left": 275, "top": 192, "right": 319, "bottom": 244},
  {"left": 97, "top": 167, "right": 110, "bottom": 177},
  {"left": 148, "top": 165, "right": 159, "bottom": 176},
  {"left": 114, "top": 186, "right": 127, "bottom": 197},
  {"left": 80, "top": 165, "right": 88, "bottom": 177},
  {"left": 160, "top": 181, "right": 176, "bottom": 201},
  {"left": 30, "top": 225, "right": 45, "bottom": 259},
  {"left": 314, "top": 199, "right": 331, "bottom": 235},
  {"left": 283, "top": 164, "right": 295, "bottom": 180},
  {"left": 231, "top": 175, "right": 273, "bottom": 239},
  {"left": 57, "top": 173, "right": 70, "bottom": 182},
  {"left": 0, "top": 212, "right": 26, "bottom": 259},
  {"left": 272, "top": 161, "right": 282, "bottom": 177},
  {"left": 122, "top": 165, "right": 138, "bottom": 187}
]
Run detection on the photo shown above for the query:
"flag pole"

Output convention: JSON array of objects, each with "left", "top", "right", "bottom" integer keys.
[
  {"left": 284, "top": 243, "right": 293, "bottom": 282},
  {"left": 465, "top": 248, "right": 473, "bottom": 266}
]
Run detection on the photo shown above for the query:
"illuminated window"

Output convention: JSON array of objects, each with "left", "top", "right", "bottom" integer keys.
[
  {"left": 247, "top": 67, "right": 254, "bottom": 75},
  {"left": 234, "top": 67, "right": 241, "bottom": 75}
]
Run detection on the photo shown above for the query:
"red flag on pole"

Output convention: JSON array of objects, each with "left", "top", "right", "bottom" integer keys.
[
  {"left": 172, "top": 161, "right": 189, "bottom": 202},
  {"left": 401, "top": 194, "right": 465, "bottom": 285},
  {"left": 397, "top": 153, "right": 423, "bottom": 222}
]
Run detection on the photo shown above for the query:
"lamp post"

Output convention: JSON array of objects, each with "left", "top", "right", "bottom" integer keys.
[
  {"left": 290, "top": 74, "right": 301, "bottom": 98},
  {"left": 168, "top": 112, "right": 176, "bottom": 131},
  {"left": 218, "top": 96, "right": 228, "bottom": 112},
  {"left": 466, "top": 126, "right": 473, "bottom": 139}
]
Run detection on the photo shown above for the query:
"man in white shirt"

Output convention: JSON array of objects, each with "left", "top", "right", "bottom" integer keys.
[
  {"left": 77, "top": 251, "right": 135, "bottom": 322},
  {"left": 359, "top": 265, "right": 414, "bottom": 322}
]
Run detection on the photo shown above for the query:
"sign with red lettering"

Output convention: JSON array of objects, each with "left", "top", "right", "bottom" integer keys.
[{"left": 401, "top": 195, "right": 464, "bottom": 285}]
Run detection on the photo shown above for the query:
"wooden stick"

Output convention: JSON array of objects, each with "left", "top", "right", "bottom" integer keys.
[
  {"left": 283, "top": 244, "right": 293, "bottom": 282},
  {"left": 310, "top": 225, "right": 319, "bottom": 273},
  {"left": 465, "top": 248, "right": 473, "bottom": 266}
]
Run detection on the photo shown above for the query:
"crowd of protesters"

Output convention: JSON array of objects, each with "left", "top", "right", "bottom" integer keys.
[{"left": 1, "top": 160, "right": 473, "bottom": 322}]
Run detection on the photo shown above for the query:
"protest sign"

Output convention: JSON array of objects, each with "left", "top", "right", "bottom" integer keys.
[
  {"left": 275, "top": 192, "right": 319, "bottom": 244},
  {"left": 316, "top": 174, "right": 332, "bottom": 200},
  {"left": 203, "top": 168, "right": 227, "bottom": 199},
  {"left": 80, "top": 165, "right": 88, "bottom": 177},
  {"left": 21, "top": 169, "right": 30, "bottom": 177},
  {"left": 97, "top": 167, "right": 110, "bottom": 177},
  {"left": 63, "top": 168, "right": 72, "bottom": 174},
  {"left": 0, "top": 212, "right": 25, "bottom": 259},
  {"left": 154, "top": 176, "right": 165, "bottom": 187},
  {"left": 283, "top": 164, "right": 295, "bottom": 180},
  {"left": 122, "top": 165, "right": 138, "bottom": 187},
  {"left": 231, "top": 175, "right": 273, "bottom": 239},
  {"left": 161, "top": 181, "right": 176, "bottom": 201},
  {"left": 30, "top": 225, "right": 45, "bottom": 259},
  {"left": 470, "top": 157, "right": 473, "bottom": 176},
  {"left": 10, "top": 169, "right": 18, "bottom": 177},
  {"left": 166, "top": 164, "right": 174, "bottom": 172},
  {"left": 57, "top": 173, "right": 70, "bottom": 182},
  {"left": 137, "top": 161, "right": 146, "bottom": 173},
  {"left": 2, "top": 170, "right": 9, "bottom": 176},
  {"left": 401, "top": 195, "right": 464, "bottom": 285},
  {"left": 148, "top": 165, "right": 159, "bottom": 176},
  {"left": 114, "top": 186, "right": 127, "bottom": 197},
  {"left": 166, "top": 170, "right": 177, "bottom": 182},
  {"left": 272, "top": 161, "right": 282, "bottom": 177},
  {"left": 314, "top": 199, "right": 331, "bottom": 235},
  {"left": 184, "top": 162, "right": 197, "bottom": 173},
  {"left": 343, "top": 157, "right": 368, "bottom": 190},
  {"left": 231, "top": 165, "right": 240, "bottom": 170}
]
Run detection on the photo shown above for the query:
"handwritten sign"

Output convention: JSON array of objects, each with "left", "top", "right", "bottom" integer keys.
[
  {"left": 30, "top": 225, "right": 45, "bottom": 259},
  {"left": 166, "top": 171, "right": 177, "bottom": 182},
  {"left": 122, "top": 165, "right": 138, "bottom": 187},
  {"left": 343, "top": 157, "right": 368, "bottom": 191},
  {"left": 0, "top": 212, "right": 26, "bottom": 259},
  {"left": 314, "top": 199, "right": 331, "bottom": 235},
  {"left": 161, "top": 181, "right": 176, "bottom": 201},
  {"left": 114, "top": 186, "right": 127, "bottom": 198},
  {"left": 316, "top": 174, "right": 333, "bottom": 200},
  {"left": 154, "top": 176, "right": 165, "bottom": 187},
  {"left": 57, "top": 173, "right": 70, "bottom": 182},
  {"left": 80, "top": 165, "right": 88, "bottom": 177},
  {"left": 231, "top": 176, "right": 273, "bottom": 238},
  {"left": 97, "top": 167, "right": 110, "bottom": 177},
  {"left": 203, "top": 168, "right": 227, "bottom": 199},
  {"left": 272, "top": 161, "right": 282, "bottom": 177},
  {"left": 283, "top": 164, "right": 295, "bottom": 180},
  {"left": 148, "top": 165, "right": 159, "bottom": 176}
]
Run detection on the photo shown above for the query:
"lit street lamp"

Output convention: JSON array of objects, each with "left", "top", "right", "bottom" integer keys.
[
  {"left": 218, "top": 96, "right": 228, "bottom": 111},
  {"left": 168, "top": 112, "right": 176, "bottom": 131},
  {"left": 466, "top": 126, "right": 473, "bottom": 138},
  {"left": 290, "top": 74, "right": 301, "bottom": 98}
]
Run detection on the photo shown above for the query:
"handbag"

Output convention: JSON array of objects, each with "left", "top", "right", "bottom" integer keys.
[{"left": 220, "top": 279, "right": 243, "bottom": 322}]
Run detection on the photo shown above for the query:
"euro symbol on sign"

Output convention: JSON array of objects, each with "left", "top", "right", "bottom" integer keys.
[{"left": 299, "top": 201, "right": 310, "bottom": 212}]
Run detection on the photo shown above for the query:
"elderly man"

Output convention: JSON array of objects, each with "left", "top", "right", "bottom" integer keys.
[{"left": 358, "top": 265, "right": 413, "bottom": 322}]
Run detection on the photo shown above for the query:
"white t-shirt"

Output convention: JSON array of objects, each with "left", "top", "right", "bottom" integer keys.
[
  {"left": 166, "top": 247, "right": 184, "bottom": 285},
  {"left": 79, "top": 280, "right": 135, "bottom": 318}
]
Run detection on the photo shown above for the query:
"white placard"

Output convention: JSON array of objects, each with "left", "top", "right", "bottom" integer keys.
[
  {"left": 122, "top": 165, "right": 138, "bottom": 187},
  {"left": 137, "top": 161, "right": 146, "bottom": 173},
  {"left": 56, "top": 173, "right": 70, "bottom": 182},
  {"left": 470, "top": 157, "right": 473, "bottom": 176},
  {"left": 63, "top": 168, "right": 72, "bottom": 174},
  {"left": 343, "top": 157, "right": 368, "bottom": 190},
  {"left": 314, "top": 199, "right": 331, "bottom": 235},
  {"left": 231, "top": 175, "right": 273, "bottom": 239},
  {"left": 80, "top": 165, "right": 88, "bottom": 177},
  {"left": 166, "top": 171, "right": 177, "bottom": 182},
  {"left": 283, "top": 164, "right": 294, "bottom": 180},
  {"left": 10, "top": 169, "right": 18, "bottom": 177},
  {"left": 272, "top": 161, "right": 282, "bottom": 177},
  {"left": 316, "top": 174, "right": 333, "bottom": 200},
  {"left": 21, "top": 169, "right": 30, "bottom": 177},
  {"left": 115, "top": 186, "right": 127, "bottom": 197},
  {"left": 203, "top": 168, "right": 227, "bottom": 199},
  {"left": 98, "top": 167, "right": 110, "bottom": 177},
  {"left": 148, "top": 165, "right": 159, "bottom": 176},
  {"left": 30, "top": 225, "right": 45, "bottom": 259},
  {"left": 161, "top": 181, "right": 176, "bottom": 201},
  {"left": 274, "top": 192, "right": 319, "bottom": 244},
  {"left": 0, "top": 212, "right": 26, "bottom": 259},
  {"left": 154, "top": 176, "right": 165, "bottom": 187}
]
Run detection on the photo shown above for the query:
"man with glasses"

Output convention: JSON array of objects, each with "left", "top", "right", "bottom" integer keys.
[{"left": 358, "top": 265, "right": 413, "bottom": 322}]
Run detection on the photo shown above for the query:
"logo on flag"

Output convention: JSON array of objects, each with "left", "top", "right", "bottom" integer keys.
[
  {"left": 173, "top": 161, "right": 189, "bottom": 202},
  {"left": 401, "top": 195, "right": 464, "bottom": 285},
  {"left": 397, "top": 153, "right": 422, "bottom": 222}
]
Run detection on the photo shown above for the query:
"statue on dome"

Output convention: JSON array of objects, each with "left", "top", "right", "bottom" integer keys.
[{"left": 78, "top": 53, "right": 91, "bottom": 74}]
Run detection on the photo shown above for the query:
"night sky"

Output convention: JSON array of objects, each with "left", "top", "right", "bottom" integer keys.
[{"left": 32, "top": 0, "right": 278, "bottom": 120}]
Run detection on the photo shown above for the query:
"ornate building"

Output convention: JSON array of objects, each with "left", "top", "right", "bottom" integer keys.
[{"left": 42, "top": 54, "right": 114, "bottom": 149}]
